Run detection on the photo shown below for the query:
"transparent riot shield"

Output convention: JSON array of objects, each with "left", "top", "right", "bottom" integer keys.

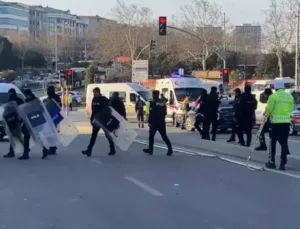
[
  {"left": 43, "top": 98, "right": 78, "bottom": 146},
  {"left": 19, "top": 98, "right": 60, "bottom": 149},
  {"left": 0, "top": 101, "right": 24, "bottom": 153},
  {"left": 92, "top": 106, "right": 137, "bottom": 151}
]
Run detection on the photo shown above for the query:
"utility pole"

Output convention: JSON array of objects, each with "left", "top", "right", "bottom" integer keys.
[
  {"left": 55, "top": 24, "right": 58, "bottom": 72},
  {"left": 296, "top": 4, "right": 299, "bottom": 87},
  {"left": 223, "top": 12, "right": 226, "bottom": 69},
  {"left": 84, "top": 39, "right": 87, "bottom": 61}
]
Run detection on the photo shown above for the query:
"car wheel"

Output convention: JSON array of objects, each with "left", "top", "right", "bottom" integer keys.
[
  {"left": 186, "top": 117, "right": 195, "bottom": 131},
  {"left": 289, "top": 123, "right": 298, "bottom": 135}
]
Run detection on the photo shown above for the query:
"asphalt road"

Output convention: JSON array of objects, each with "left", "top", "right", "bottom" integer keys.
[{"left": 0, "top": 135, "right": 299, "bottom": 229}]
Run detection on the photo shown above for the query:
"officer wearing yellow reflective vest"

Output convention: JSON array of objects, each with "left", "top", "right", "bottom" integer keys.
[
  {"left": 145, "top": 98, "right": 151, "bottom": 122},
  {"left": 264, "top": 79, "right": 294, "bottom": 171}
]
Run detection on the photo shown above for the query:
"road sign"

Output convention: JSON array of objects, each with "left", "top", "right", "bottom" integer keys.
[{"left": 132, "top": 60, "right": 149, "bottom": 83}]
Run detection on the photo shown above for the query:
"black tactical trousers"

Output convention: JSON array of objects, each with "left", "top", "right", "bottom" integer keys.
[
  {"left": 268, "top": 123, "right": 290, "bottom": 165},
  {"left": 88, "top": 125, "right": 115, "bottom": 152},
  {"left": 148, "top": 123, "right": 172, "bottom": 152}
]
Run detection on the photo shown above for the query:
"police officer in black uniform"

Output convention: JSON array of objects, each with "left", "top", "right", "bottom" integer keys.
[
  {"left": 135, "top": 95, "right": 144, "bottom": 128},
  {"left": 255, "top": 88, "right": 273, "bottom": 151},
  {"left": 194, "top": 89, "right": 207, "bottom": 136},
  {"left": 46, "top": 86, "right": 62, "bottom": 155},
  {"left": 237, "top": 85, "right": 257, "bottom": 147},
  {"left": 202, "top": 86, "right": 220, "bottom": 141},
  {"left": 3, "top": 88, "right": 25, "bottom": 158},
  {"left": 110, "top": 92, "right": 126, "bottom": 119},
  {"left": 19, "top": 89, "right": 48, "bottom": 160},
  {"left": 227, "top": 88, "right": 241, "bottom": 143},
  {"left": 82, "top": 87, "right": 116, "bottom": 156},
  {"left": 143, "top": 90, "right": 173, "bottom": 156}
]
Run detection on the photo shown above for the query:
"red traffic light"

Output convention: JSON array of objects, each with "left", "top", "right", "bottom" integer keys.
[
  {"left": 222, "top": 68, "right": 229, "bottom": 75},
  {"left": 159, "top": 17, "right": 166, "bottom": 24},
  {"left": 66, "top": 70, "right": 72, "bottom": 77}
]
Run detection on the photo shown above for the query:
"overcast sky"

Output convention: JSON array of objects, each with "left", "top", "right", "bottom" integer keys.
[{"left": 12, "top": 0, "right": 270, "bottom": 25}]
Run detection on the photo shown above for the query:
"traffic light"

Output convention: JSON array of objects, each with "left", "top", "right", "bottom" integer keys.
[
  {"left": 159, "top": 16, "right": 167, "bottom": 35},
  {"left": 94, "top": 74, "right": 100, "bottom": 83},
  {"left": 150, "top": 40, "right": 155, "bottom": 50},
  {"left": 66, "top": 69, "right": 73, "bottom": 86},
  {"left": 222, "top": 68, "right": 229, "bottom": 83}
]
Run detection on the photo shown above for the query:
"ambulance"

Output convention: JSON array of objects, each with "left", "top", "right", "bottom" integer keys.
[
  {"left": 85, "top": 83, "right": 151, "bottom": 118},
  {"left": 154, "top": 75, "right": 205, "bottom": 126}
]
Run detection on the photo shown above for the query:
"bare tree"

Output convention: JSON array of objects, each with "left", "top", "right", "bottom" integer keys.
[
  {"left": 110, "top": 0, "right": 153, "bottom": 60},
  {"left": 8, "top": 32, "right": 33, "bottom": 68},
  {"left": 178, "top": 0, "right": 226, "bottom": 70},
  {"left": 263, "top": 0, "right": 297, "bottom": 77}
]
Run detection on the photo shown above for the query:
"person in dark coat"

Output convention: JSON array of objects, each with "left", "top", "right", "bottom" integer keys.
[
  {"left": 194, "top": 89, "right": 207, "bottom": 136},
  {"left": 110, "top": 92, "right": 126, "bottom": 119},
  {"left": 3, "top": 88, "right": 24, "bottom": 158},
  {"left": 227, "top": 88, "right": 242, "bottom": 143},
  {"left": 202, "top": 87, "right": 221, "bottom": 141},
  {"left": 237, "top": 85, "right": 258, "bottom": 147},
  {"left": 135, "top": 95, "right": 145, "bottom": 128},
  {"left": 82, "top": 87, "right": 116, "bottom": 157}
]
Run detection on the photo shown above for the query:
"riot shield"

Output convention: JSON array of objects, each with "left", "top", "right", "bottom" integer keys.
[
  {"left": 0, "top": 101, "right": 24, "bottom": 153},
  {"left": 92, "top": 106, "right": 137, "bottom": 151},
  {"left": 43, "top": 98, "right": 78, "bottom": 146},
  {"left": 19, "top": 98, "right": 60, "bottom": 149}
]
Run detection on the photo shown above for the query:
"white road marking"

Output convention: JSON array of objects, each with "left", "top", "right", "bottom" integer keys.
[
  {"left": 134, "top": 140, "right": 300, "bottom": 180},
  {"left": 125, "top": 176, "right": 164, "bottom": 197},
  {"left": 89, "top": 158, "right": 103, "bottom": 165}
]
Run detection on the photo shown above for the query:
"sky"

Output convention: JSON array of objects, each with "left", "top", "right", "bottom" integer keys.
[{"left": 10, "top": 0, "right": 270, "bottom": 25}]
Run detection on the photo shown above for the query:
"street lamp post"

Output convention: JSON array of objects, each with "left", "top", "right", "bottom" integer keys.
[{"left": 295, "top": 4, "right": 299, "bottom": 87}]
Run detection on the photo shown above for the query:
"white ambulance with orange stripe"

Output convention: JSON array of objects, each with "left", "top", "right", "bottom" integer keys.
[{"left": 154, "top": 75, "right": 205, "bottom": 126}]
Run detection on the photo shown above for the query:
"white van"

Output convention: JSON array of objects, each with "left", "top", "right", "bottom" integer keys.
[
  {"left": 155, "top": 76, "right": 205, "bottom": 126},
  {"left": 0, "top": 83, "right": 25, "bottom": 140},
  {"left": 85, "top": 83, "right": 152, "bottom": 118}
]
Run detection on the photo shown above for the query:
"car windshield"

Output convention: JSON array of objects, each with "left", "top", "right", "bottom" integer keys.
[
  {"left": 174, "top": 88, "right": 203, "bottom": 102},
  {"left": 0, "top": 93, "right": 23, "bottom": 105},
  {"left": 137, "top": 91, "right": 151, "bottom": 101}
]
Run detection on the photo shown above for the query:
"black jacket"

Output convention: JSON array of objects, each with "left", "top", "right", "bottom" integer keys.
[
  {"left": 90, "top": 95, "right": 109, "bottom": 122},
  {"left": 49, "top": 94, "right": 62, "bottom": 107},
  {"left": 238, "top": 92, "right": 257, "bottom": 122},
  {"left": 148, "top": 98, "right": 167, "bottom": 125},
  {"left": 233, "top": 95, "right": 241, "bottom": 119},
  {"left": 8, "top": 94, "right": 24, "bottom": 106},
  {"left": 110, "top": 97, "right": 126, "bottom": 119},
  {"left": 201, "top": 93, "right": 220, "bottom": 117}
]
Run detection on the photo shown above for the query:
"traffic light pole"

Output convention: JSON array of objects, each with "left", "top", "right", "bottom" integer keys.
[
  {"left": 66, "top": 85, "right": 69, "bottom": 116},
  {"left": 295, "top": 4, "right": 299, "bottom": 87}
]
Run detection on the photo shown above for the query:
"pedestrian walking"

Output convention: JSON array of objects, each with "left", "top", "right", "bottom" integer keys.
[
  {"left": 82, "top": 87, "right": 116, "bottom": 157},
  {"left": 194, "top": 89, "right": 207, "bottom": 136},
  {"left": 227, "top": 88, "right": 241, "bottom": 143},
  {"left": 135, "top": 95, "right": 144, "bottom": 128},
  {"left": 264, "top": 80, "right": 294, "bottom": 170},
  {"left": 255, "top": 88, "right": 273, "bottom": 151},
  {"left": 3, "top": 88, "right": 24, "bottom": 158},
  {"left": 202, "top": 87, "right": 220, "bottom": 141},
  {"left": 181, "top": 95, "right": 190, "bottom": 129},
  {"left": 143, "top": 90, "right": 173, "bottom": 156},
  {"left": 236, "top": 85, "right": 257, "bottom": 147}
]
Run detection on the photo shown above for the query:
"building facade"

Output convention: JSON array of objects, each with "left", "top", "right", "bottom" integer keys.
[
  {"left": 0, "top": 1, "right": 29, "bottom": 35},
  {"left": 80, "top": 15, "right": 116, "bottom": 33},
  {"left": 233, "top": 24, "right": 262, "bottom": 54}
]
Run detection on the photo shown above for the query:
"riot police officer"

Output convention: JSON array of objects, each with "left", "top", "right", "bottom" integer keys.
[
  {"left": 46, "top": 86, "right": 62, "bottom": 155},
  {"left": 143, "top": 90, "right": 173, "bottom": 156},
  {"left": 3, "top": 88, "right": 24, "bottom": 158},
  {"left": 227, "top": 88, "right": 241, "bottom": 143},
  {"left": 82, "top": 87, "right": 116, "bottom": 156}
]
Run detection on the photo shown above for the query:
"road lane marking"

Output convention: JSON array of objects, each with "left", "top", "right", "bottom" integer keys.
[
  {"left": 125, "top": 176, "right": 164, "bottom": 197},
  {"left": 134, "top": 140, "right": 300, "bottom": 180},
  {"left": 90, "top": 158, "right": 103, "bottom": 165}
]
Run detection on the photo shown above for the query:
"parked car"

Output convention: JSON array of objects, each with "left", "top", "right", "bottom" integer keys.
[
  {"left": 290, "top": 107, "right": 300, "bottom": 135},
  {"left": 185, "top": 98, "right": 235, "bottom": 132}
]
